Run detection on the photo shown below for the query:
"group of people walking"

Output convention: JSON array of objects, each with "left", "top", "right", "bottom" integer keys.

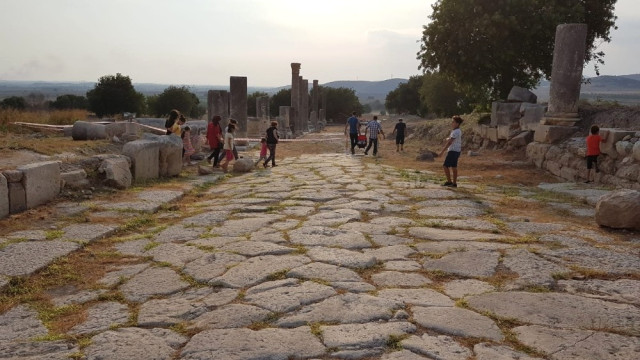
[
  {"left": 346, "top": 112, "right": 463, "bottom": 188},
  {"left": 205, "top": 116, "right": 279, "bottom": 172}
]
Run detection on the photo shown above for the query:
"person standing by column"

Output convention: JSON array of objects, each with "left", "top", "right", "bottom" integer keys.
[
  {"left": 438, "top": 115, "right": 463, "bottom": 187},
  {"left": 264, "top": 121, "right": 279, "bottom": 167},
  {"left": 392, "top": 118, "right": 406, "bottom": 152},
  {"left": 344, "top": 111, "right": 361, "bottom": 155},
  {"left": 364, "top": 116, "right": 384, "bottom": 156},
  {"left": 206, "top": 115, "right": 224, "bottom": 168},
  {"left": 220, "top": 123, "right": 236, "bottom": 172}
]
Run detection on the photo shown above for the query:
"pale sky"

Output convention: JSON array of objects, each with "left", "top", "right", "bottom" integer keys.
[{"left": 0, "top": 0, "right": 638, "bottom": 87}]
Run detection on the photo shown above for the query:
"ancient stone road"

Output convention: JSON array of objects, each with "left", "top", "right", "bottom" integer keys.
[{"left": 1, "top": 153, "right": 639, "bottom": 359}]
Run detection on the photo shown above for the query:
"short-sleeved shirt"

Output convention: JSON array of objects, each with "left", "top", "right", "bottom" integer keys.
[
  {"left": 347, "top": 116, "right": 360, "bottom": 134},
  {"left": 447, "top": 128, "right": 462, "bottom": 152},
  {"left": 586, "top": 134, "right": 602, "bottom": 156},
  {"left": 394, "top": 122, "right": 406, "bottom": 137},
  {"left": 223, "top": 132, "right": 234, "bottom": 150},
  {"left": 366, "top": 121, "right": 382, "bottom": 140}
]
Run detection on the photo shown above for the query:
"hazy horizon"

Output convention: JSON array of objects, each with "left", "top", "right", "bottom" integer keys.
[{"left": 1, "top": 1, "right": 639, "bottom": 87}]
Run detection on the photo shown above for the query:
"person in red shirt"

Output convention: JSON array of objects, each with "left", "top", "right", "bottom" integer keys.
[
  {"left": 206, "top": 115, "right": 224, "bottom": 168},
  {"left": 585, "top": 125, "right": 608, "bottom": 183}
]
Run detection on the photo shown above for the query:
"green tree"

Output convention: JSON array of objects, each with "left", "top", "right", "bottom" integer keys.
[
  {"left": 269, "top": 88, "right": 291, "bottom": 117},
  {"left": 50, "top": 94, "right": 89, "bottom": 110},
  {"left": 417, "top": 0, "right": 618, "bottom": 102},
  {"left": 247, "top": 91, "right": 269, "bottom": 117},
  {"left": 148, "top": 85, "right": 201, "bottom": 118},
  {"left": 420, "top": 72, "right": 472, "bottom": 117},
  {"left": 86, "top": 73, "right": 145, "bottom": 117},
  {"left": 0, "top": 96, "right": 26, "bottom": 110},
  {"left": 322, "top": 86, "right": 363, "bottom": 122},
  {"left": 384, "top": 75, "right": 428, "bottom": 116}
]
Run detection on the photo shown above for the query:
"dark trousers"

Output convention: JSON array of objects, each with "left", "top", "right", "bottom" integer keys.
[
  {"left": 264, "top": 144, "right": 277, "bottom": 166},
  {"left": 208, "top": 146, "right": 222, "bottom": 166},
  {"left": 365, "top": 138, "right": 378, "bottom": 155},
  {"left": 349, "top": 133, "right": 358, "bottom": 151}
]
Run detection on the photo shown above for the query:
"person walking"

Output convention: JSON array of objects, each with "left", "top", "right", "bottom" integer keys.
[
  {"left": 218, "top": 118, "right": 240, "bottom": 162},
  {"left": 206, "top": 115, "right": 224, "bottom": 168},
  {"left": 181, "top": 126, "right": 195, "bottom": 166},
  {"left": 255, "top": 138, "right": 268, "bottom": 167},
  {"left": 220, "top": 123, "right": 236, "bottom": 172},
  {"left": 364, "top": 116, "right": 385, "bottom": 156},
  {"left": 585, "top": 125, "right": 608, "bottom": 183},
  {"left": 438, "top": 115, "right": 463, "bottom": 187},
  {"left": 392, "top": 118, "right": 407, "bottom": 152},
  {"left": 263, "top": 121, "right": 279, "bottom": 167},
  {"left": 344, "top": 111, "right": 361, "bottom": 155}
]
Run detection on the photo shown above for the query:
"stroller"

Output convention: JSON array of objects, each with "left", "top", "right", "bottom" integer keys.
[{"left": 356, "top": 134, "right": 367, "bottom": 149}]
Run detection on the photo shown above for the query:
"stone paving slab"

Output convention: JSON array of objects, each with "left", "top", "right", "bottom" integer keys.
[
  {"left": 0, "top": 305, "right": 48, "bottom": 343},
  {"left": 514, "top": 325, "right": 639, "bottom": 360},
  {"left": 289, "top": 226, "right": 371, "bottom": 249},
  {"left": 502, "top": 248, "right": 569, "bottom": 288},
  {"left": 321, "top": 321, "right": 417, "bottom": 349},
  {"left": 183, "top": 252, "right": 246, "bottom": 283},
  {"left": 409, "top": 227, "right": 507, "bottom": 241},
  {"left": 371, "top": 271, "right": 432, "bottom": 287},
  {"left": 0, "top": 240, "right": 81, "bottom": 277},
  {"left": 306, "top": 247, "right": 377, "bottom": 268},
  {"left": 468, "top": 292, "right": 640, "bottom": 334},
  {"left": 120, "top": 266, "right": 191, "bottom": 302},
  {"left": 190, "top": 304, "right": 271, "bottom": 329},
  {"left": 412, "top": 306, "right": 503, "bottom": 341},
  {"left": 287, "top": 262, "right": 364, "bottom": 283},
  {"left": 557, "top": 279, "right": 640, "bottom": 305},
  {"left": 84, "top": 327, "right": 187, "bottom": 360},
  {"left": 0, "top": 340, "right": 79, "bottom": 360},
  {"left": 180, "top": 327, "right": 326, "bottom": 360},
  {"left": 423, "top": 250, "right": 500, "bottom": 277},
  {"left": 69, "top": 301, "right": 129, "bottom": 335},
  {"left": 376, "top": 288, "right": 454, "bottom": 307},
  {"left": 401, "top": 334, "right": 473, "bottom": 360},
  {"left": 473, "top": 343, "right": 542, "bottom": 360},
  {"left": 276, "top": 293, "right": 403, "bottom": 328},
  {"left": 244, "top": 279, "right": 336, "bottom": 313},
  {"left": 211, "top": 255, "right": 311, "bottom": 288}
]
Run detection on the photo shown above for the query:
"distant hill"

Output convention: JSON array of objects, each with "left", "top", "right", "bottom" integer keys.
[
  {"left": 582, "top": 75, "right": 640, "bottom": 92},
  {"left": 321, "top": 79, "right": 407, "bottom": 100}
]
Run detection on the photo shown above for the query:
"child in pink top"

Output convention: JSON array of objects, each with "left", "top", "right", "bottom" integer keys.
[{"left": 255, "top": 138, "right": 268, "bottom": 166}]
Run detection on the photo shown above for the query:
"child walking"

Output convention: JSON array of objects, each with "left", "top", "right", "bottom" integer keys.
[
  {"left": 220, "top": 123, "right": 236, "bottom": 172},
  {"left": 182, "top": 126, "right": 195, "bottom": 166},
  {"left": 585, "top": 125, "right": 607, "bottom": 183},
  {"left": 255, "top": 138, "right": 268, "bottom": 166},
  {"left": 438, "top": 115, "right": 463, "bottom": 188}
]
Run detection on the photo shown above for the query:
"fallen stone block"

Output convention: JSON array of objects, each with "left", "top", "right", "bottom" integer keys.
[
  {"left": 487, "top": 127, "right": 498, "bottom": 142},
  {"left": 18, "top": 161, "right": 61, "bottom": 209},
  {"left": 533, "top": 125, "right": 578, "bottom": 144},
  {"left": 143, "top": 133, "right": 182, "bottom": 177},
  {"left": 508, "top": 131, "right": 534, "bottom": 148},
  {"left": 519, "top": 104, "right": 545, "bottom": 131},
  {"left": 507, "top": 86, "right": 537, "bottom": 103},
  {"left": 122, "top": 139, "right": 161, "bottom": 181},
  {"left": 596, "top": 190, "right": 640, "bottom": 231},
  {"left": 233, "top": 158, "right": 255, "bottom": 173},
  {"left": 8, "top": 182, "right": 27, "bottom": 214},
  {"left": 99, "top": 157, "right": 132, "bottom": 189},
  {"left": 61, "top": 169, "right": 90, "bottom": 189},
  {"left": 634, "top": 141, "right": 640, "bottom": 162},
  {"left": 599, "top": 129, "right": 636, "bottom": 159},
  {"left": 491, "top": 102, "right": 522, "bottom": 127},
  {"left": 72, "top": 121, "right": 107, "bottom": 140}
]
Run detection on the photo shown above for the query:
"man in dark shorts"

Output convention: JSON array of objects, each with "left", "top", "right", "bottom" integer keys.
[
  {"left": 392, "top": 118, "right": 406, "bottom": 152},
  {"left": 438, "top": 116, "right": 463, "bottom": 188},
  {"left": 344, "top": 111, "right": 361, "bottom": 155}
]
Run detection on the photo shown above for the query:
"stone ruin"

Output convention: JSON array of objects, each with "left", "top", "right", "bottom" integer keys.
[
  {"left": 1, "top": 63, "right": 330, "bottom": 219},
  {"left": 470, "top": 23, "right": 640, "bottom": 190}
]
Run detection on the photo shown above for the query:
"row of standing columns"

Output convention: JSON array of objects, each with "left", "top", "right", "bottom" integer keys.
[{"left": 206, "top": 63, "right": 326, "bottom": 139}]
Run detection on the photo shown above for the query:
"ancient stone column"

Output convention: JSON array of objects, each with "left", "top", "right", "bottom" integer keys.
[
  {"left": 256, "top": 96, "right": 270, "bottom": 136},
  {"left": 208, "top": 90, "right": 229, "bottom": 121},
  {"left": 300, "top": 78, "right": 309, "bottom": 133},
  {"left": 290, "top": 63, "right": 301, "bottom": 137},
  {"left": 311, "top": 80, "right": 319, "bottom": 131},
  {"left": 535, "top": 23, "right": 588, "bottom": 144},
  {"left": 279, "top": 106, "right": 291, "bottom": 139},
  {"left": 229, "top": 76, "right": 247, "bottom": 137},
  {"left": 545, "top": 23, "right": 588, "bottom": 124}
]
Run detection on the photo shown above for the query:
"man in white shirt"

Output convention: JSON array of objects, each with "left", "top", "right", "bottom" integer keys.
[{"left": 438, "top": 115, "right": 463, "bottom": 188}]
